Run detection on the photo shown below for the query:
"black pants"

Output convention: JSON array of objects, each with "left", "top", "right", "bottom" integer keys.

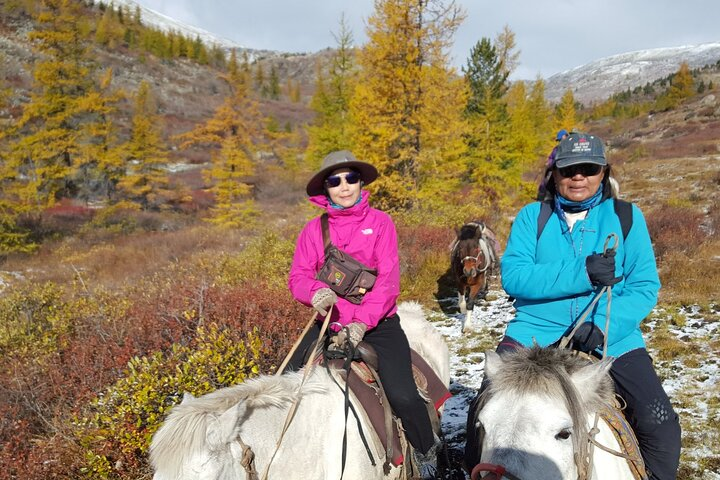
[
  {"left": 465, "top": 338, "right": 681, "bottom": 480},
  {"left": 285, "top": 315, "right": 436, "bottom": 454}
]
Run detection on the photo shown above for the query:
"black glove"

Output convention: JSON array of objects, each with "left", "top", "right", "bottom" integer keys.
[
  {"left": 569, "top": 322, "right": 605, "bottom": 354},
  {"left": 586, "top": 250, "right": 623, "bottom": 286}
]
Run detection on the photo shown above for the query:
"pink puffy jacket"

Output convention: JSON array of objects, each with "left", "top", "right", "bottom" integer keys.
[{"left": 288, "top": 190, "right": 400, "bottom": 330}]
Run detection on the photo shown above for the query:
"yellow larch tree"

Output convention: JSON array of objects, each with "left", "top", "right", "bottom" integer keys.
[
  {"left": 0, "top": 62, "right": 35, "bottom": 254},
  {"left": 116, "top": 80, "right": 172, "bottom": 209},
  {"left": 555, "top": 88, "right": 579, "bottom": 133},
  {"left": 177, "top": 75, "right": 262, "bottom": 227},
  {"left": 350, "top": 0, "right": 468, "bottom": 212},
  {"left": 527, "top": 77, "right": 554, "bottom": 159},
  {"left": 5, "top": 0, "right": 122, "bottom": 215},
  {"left": 495, "top": 24, "right": 520, "bottom": 80},
  {"left": 661, "top": 61, "right": 695, "bottom": 109}
]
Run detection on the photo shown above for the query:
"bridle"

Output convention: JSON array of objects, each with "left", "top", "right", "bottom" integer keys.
[
  {"left": 461, "top": 235, "right": 493, "bottom": 279},
  {"left": 470, "top": 235, "right": 634, "bottom": 480}
]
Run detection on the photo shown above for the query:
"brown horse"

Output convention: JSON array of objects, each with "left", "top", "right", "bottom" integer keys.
[{"left": 450, "top": 222, "right": 498, "bottom": 332}]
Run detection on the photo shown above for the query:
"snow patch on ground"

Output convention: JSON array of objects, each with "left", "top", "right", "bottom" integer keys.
[{"left": 427, "top": 290, "right": 720, "bottom": 478}]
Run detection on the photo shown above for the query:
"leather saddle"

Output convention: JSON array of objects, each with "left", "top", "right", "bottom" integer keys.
[{"left": 323, "top": 341, "right": 451, "bottom": 469}]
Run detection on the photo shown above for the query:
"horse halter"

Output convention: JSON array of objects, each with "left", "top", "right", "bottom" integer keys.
[
  {"left": 471, "top": 463, "right": 523, "bottom": 480},
  {"left": 462, "top": 237, "right": 493, "bottom": 277}
]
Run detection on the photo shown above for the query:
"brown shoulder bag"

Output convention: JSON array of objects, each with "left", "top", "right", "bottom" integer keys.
[{"left": 315, "top": 214, "right": 377, "bottom": 304}]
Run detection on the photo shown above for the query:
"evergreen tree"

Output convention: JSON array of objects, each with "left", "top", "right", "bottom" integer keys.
[
  {"left": 350, "top": 0, "right": 468, "bottom": 211},
  {"left": 254, "top": 62, "right": 266, "bottom": 96},
  {"left": 306, "top": 15, "right": 357, "bottom": 166},
  {"left": 463, "top": 37, "right": 508, "bottom": 115},
  {"left": 117, "top": 81, "right": 171, "bottom": 209},
  {"left": 465, "top": 84, "right": 516, "bottom": 205},
  {"left": 268, "top": 65, "right": 280, "bottom": 100}
]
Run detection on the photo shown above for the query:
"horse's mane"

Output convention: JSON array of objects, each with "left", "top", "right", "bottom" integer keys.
[
  {"left": 150, "top": 370, "right": 326, "bottom": 479},
  {"left": 479, "top": 347, "right": 614, "bottom": 476},
  {"left": 458, "top": 222, "right": 484, "bottom": 241}
]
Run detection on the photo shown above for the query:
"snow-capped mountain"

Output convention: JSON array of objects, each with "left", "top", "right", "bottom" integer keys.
[
  {"left": 545, "top": 42, "right": 720, "bottom": 104},
  {"left": 110, "top": 0, "right": 280, "bottom": 61},
  {"left": 110, "top": 0, "right": 720, "bottom": 105}
]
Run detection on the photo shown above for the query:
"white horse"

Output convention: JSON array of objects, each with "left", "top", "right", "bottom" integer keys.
[
  {"left": 150, "top": 301, "right": 450, "bottom": 480},
  {"left": 468, "top": 347, "right": 640, "bottom": 480}
]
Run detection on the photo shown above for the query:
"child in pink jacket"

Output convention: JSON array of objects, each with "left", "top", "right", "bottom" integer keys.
[{"left": 286, "top": 150, "right": 439, "bottom": 474}]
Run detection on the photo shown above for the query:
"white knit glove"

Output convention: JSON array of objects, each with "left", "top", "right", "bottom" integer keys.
[
  {"left": 311, "top": 288, "right": 337, "bottom": 316},
  {"left": 336, "top": 322, "right": 367, "bottom": 348}
]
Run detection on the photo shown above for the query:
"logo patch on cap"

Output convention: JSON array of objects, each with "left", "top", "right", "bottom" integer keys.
[{"left": 571, "top": 137, "right": 592, "bottom": 154}]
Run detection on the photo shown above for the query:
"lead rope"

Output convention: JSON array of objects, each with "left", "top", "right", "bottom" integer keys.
[
  {"left": 275, "top": 311, "right": 319, "bottom": 376},
  {"left": 260, "top": 306, "right": 334, "bottom": 480},
  {"left": 236, "top": 310, "right": 320, "bottom": 480},
  {"left": 558, "top": 233, "right": 618, "bottom": 480}
]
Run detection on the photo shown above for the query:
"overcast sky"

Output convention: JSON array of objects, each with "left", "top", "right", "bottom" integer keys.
[{"left": 135, "top": 0, "right": 720, "bottom": 80}]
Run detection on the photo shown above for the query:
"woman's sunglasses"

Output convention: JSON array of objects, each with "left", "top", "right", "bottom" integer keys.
[
  {"left": 325, "top": 171, "right": 362, "bottom": 188},
  {"left": 557, "top": 164, "right": 603, "bottom": 178}
]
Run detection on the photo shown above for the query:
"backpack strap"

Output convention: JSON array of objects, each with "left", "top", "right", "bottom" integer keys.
[
  {"left": 613, "top": 199, "right": 633, "bottom": 240},
  {"left": 536, "top": 199, "right": 633, "bottom": 241},
  {"left": 536, "top": 201, "right": 553, "bottom": 240},
  {"left": 320, "top": 213, "right": 331, "bottom": 251}
]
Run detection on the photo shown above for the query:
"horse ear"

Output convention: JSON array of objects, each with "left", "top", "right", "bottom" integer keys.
[
  {"left": 181, "top": 392, "right": 195, "bottom": 404},
  {"left": 206, "top": 403, "right": 244, "bottom": 449},
  {"left": 483, "top": 350, "right": 502, "bottom": 381},
  {"left": 570, "top": 358, "right": 613, "bottom": 402}
]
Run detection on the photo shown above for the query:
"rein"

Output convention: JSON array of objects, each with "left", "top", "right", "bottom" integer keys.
[
  {"left": 260, "top": 307, "right": 334, "bottom": 480},
  {"left": 471, "top": 463, "right": 523, "bottom": 480},
  {"left": 559, "top": 233, "right": 623, "bottom": 480},
  {"left": 476, "top": 234, "right": 631, "bottom": 480}
]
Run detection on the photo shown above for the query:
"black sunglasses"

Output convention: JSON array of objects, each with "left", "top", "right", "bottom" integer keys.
[
  {"left": 325, "top": 171, "right": 362, "bottom": 188},
  {"left": 557, "top": 164, "right": 603, "bottom": 178}
]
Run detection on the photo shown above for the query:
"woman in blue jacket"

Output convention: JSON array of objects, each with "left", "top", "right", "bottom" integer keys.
[{"left": 465, "top": 132, "right": 681, "bottom": 480}]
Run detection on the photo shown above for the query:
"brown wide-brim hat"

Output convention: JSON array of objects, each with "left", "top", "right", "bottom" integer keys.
[{"left": 305, "top": 150, "right": 379, "bottom": 196}]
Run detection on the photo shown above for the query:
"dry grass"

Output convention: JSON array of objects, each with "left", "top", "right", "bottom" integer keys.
[
  {"left": 2, "top": 223, "right": 254, "bottom": 290},
  {"left": 658, "top": 240, "right": 720, "bottom": 304}
]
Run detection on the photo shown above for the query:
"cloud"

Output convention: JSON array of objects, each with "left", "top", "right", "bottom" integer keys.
[{"left": 135, "top": 0, "right": 720, "bottom": 80}]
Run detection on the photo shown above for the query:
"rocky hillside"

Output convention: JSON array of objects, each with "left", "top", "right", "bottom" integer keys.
[{"left": 0, "top": 8, "right": 318, "bottom": 163}]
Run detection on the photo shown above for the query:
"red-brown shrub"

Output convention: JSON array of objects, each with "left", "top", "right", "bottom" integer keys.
[
  {"left": 397, "top": 224, "right": 454, "bottom": 278},
  {"left": 39, "top": 199, "right": 95, "bottom": 236},
  {"left": 646, "top": 205, "right": 707, "bottom": 259}
]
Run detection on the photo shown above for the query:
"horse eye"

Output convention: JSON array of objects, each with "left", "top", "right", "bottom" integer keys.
[{"left": 555, "top": 428, "right": 572, "bottom": 440}]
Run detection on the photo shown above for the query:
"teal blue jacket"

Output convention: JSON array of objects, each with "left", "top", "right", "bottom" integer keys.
[{"left": 500, "top": 198, "right": 660, "bottom": 358}]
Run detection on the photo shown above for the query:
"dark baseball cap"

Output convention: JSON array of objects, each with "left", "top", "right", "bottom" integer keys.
[{"left": 554, "top": 132, "right": 607, "bottom": 168}]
